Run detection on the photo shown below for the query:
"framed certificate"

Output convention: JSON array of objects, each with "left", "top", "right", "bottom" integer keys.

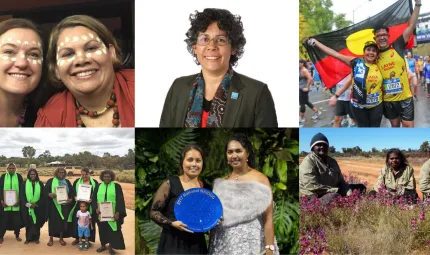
[
  {"left": 99, "top": 202, "right": 114, "bottom": 222},
  {"left": 77, "top": 184, "right": 92, "bottom": 201},
  {"left": 4, "top": 190, "right": 17, "bottom": 206},
  {"left": 55, "top": 186, "right": 68, "bottom": 204}
]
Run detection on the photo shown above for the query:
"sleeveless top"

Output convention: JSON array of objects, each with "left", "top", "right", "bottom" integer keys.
[
  {"left": 407, "top": 58, "right": 416, "bottom": 72},
  {"left": 299, "top": 68, "right": 308, "bottom": 89},
  {"left": 376, "top": 36, "right": 412, "bottom": 102}
]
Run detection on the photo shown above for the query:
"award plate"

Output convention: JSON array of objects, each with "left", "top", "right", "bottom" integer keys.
[{"left": 174, "top": 188, "right": 222, "bottom": 232}]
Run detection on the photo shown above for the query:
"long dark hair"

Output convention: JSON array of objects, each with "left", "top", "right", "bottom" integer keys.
[
  {"left": 27, "top": 168, "right": 40, "bottom": 182},
  {"left": 225, "top": 133, "right": 255, "bottom": 168},
  {"left": 178, "top": 144, "right": 205, "bottom": 175},
  {"left": 385, "top": 148, "right": 408, "bottom": 169}
]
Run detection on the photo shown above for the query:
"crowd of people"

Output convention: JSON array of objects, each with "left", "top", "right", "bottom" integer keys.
[{"left": 0, "top": 165, "right": 127, "bottom": 255}]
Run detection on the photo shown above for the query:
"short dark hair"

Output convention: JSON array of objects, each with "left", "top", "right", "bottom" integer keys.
[
  {"left": 385, "top": 148, "right": 408, "bottom": 168},
  {"left": 99, "top": 169, "right": 116, "bottom": 181},
  {"left": 185, "top": 8, "right": 246, "bottom": 67},
  {"left": 179, "top": 144, "right": 205, "bottom": 174},
  {"left": 82, "top": 167, "right": 90, "bottom": 174},
  {"left": 225, "top": 133, "right": 255, "bottom": 168},
  {"left": 373, "top": 26, "right": 389, "bottom": 35},
  {"left": 79, "top": 201, "right": 89, "bottom": 208},
  {"left": 27, "top": 168, "right": 40, "bottom": 181}
]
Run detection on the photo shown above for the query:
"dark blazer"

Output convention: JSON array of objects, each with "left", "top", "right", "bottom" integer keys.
[{"left": 160, "top": 71, "right": 278, "bottom": 127}]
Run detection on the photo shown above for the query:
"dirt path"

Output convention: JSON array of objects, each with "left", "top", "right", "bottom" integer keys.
[
  {"left": 0, "top": 208, "right": 135, "bottom": 254},
  {"left": 335, "top": 159, "right": 423, "bottom": 197}
]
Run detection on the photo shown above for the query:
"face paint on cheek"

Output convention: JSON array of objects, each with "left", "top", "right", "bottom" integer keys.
[
  {"left": 67, "top": 56, "right": 76, "bottom": 62},
  {"left": 1, "top": 55, "right": 9, "bottom": 61},
  {"left": 16, "top": 40, "right": 21, "bottom": 44}
]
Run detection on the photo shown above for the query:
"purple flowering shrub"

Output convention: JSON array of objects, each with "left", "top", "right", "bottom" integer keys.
[{"left": 300, "top": 174, "right": 430, "bottom": 254}]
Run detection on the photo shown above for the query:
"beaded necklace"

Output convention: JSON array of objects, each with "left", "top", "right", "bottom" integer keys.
[{"left": 75, "top": 90, "right": 120, "bottom": 127}]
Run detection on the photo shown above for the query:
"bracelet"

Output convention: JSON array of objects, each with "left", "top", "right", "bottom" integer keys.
[
  {"left": 416, "top": 4, "right": 422, "bottom": 7},
  {"left": 335, "top": 94, "right": 339, "bottom": 98}
]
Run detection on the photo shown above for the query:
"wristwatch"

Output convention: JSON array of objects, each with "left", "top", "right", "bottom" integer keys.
[
  {"left": 416, "top": 4, "right": 422, "bottom": 7},
  {"left": 265, "top": 244, "right": 275, "bottom": 251}
]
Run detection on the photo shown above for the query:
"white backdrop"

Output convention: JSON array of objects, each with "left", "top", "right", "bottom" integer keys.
[{"left": 135, "top": 0, "right": 298, "bottom": 127}]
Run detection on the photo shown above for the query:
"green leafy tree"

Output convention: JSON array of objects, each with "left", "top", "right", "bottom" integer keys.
[{"left": 22, "top": 146, "right": 36, "bottom": 161}]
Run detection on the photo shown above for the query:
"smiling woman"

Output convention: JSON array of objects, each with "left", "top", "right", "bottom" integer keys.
[
  {"left": 35, "top": 15, "right": 135, "bottom": 128},
  {"left": 159, "top": 8, "right": 277, "bottom": 128},
  {"left": 0, "top": 19, "right": 44, "bottom": 127}
]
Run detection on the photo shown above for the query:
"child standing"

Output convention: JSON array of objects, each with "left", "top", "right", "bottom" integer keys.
[{"left": 76, "top": 202, "right": 93, "bottom": 251}]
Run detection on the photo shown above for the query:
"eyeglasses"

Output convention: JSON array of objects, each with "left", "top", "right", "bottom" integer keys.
[
  {"left": 375, "top": 33, "right": 389, "bottom": 39},
  {"left": 196, "top": 35, "right": 230, "bottom": 46}
]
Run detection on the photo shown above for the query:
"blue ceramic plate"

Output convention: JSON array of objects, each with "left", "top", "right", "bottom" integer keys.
[{"left": 174, "top": 188, "right": 223, "bottom": 232}]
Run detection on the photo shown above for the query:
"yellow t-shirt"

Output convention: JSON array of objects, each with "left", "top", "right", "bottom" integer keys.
[
  {"left": 350, "top": 59, "right": 383, "bottom": 109},
  {"left": 418, "top": 60, "right": 423, "bottom": 72},
  {"left": 376, "top": 36, "right": 412, "bottom": 102}
]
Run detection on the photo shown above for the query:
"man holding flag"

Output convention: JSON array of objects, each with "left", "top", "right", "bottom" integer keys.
[{"left": 374, "top": 0, "right": 421, "bottom": 127}]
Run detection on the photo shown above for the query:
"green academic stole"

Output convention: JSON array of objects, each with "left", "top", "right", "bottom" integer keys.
[
  {"left": 68, "top": 177, "right": 96, "bottom": 222},
  {"left": 52, "top": 177, "right": 66, "bottom": 220},
  {"left": 4, "top": 173, "right": 19, "bottom": 211},
  {"left": 97, "top": 182, "right": 117, "bottom": 231},
  {"left": 25, "top": 180, "right": 41, "bottom": 224}
]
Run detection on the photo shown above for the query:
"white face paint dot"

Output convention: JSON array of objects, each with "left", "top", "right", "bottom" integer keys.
[
  {"left": 24, "top": 41, "right": 29, "bottom": 45},
  {"left": 20, "top": 54, "right": 25, "bottom": 58},
  {"left": 16, "top": 40, "right": 21, "bottom": 44},
  {"left": 32, "top": 60, "right": 37, "bottom": 64},
  {"left": 7, "top": 38, "right": 12, "bottom": 41},
  {"left": 2, "top": 56, "right": 9, "bottom": 60},
  {"left": 86, "top": 53, "right": 92, "bottom": 58},
  {"left": 96, "top": 37, "right": 101, "bottom": 42},
  {"left": 32, "top": 41, "right": 36, "bottom": 44},
  {"left": 77, "top": 52, "right": 82, "bottom": 57},
  {"left": 57, "top": 46, "right": 60, "bottom": 52},
  {"left": 65, "top": 37, "right": 70, "bottom": 42},
  {"left": 60, "top": 42, "right": 64, "bottom": 47},
  {"left": 102, "top": 48, "right": 107, "bottom": 54},
  {"left": 82, "top": 35, "right": 88, "bottom": 41},
  {"left": 27, "top": 58, "right": 31, "bottom": 62},
  {"left": 37, "top": 42, "right": 41, "bottom": 47},
  {"left": 89, "top": 33, "right": 94, "bottom": 39},
  {"left": 11, "top": 57, "right": 16, "bottom": 61},
  {"left": 73, "top": 36, "right": 79, "bottom": 42},
  {"left": 59, "top": 59, "right": 65, "bottom": 66},
  {"left": 37, "top": 59, "right": 41, "bottom": 64},
  {"left": 67, "top": 56, "right": 75, "bottom": 62},
  {"left": 95, "top": 50, "right": 102, "bottom": 55}
]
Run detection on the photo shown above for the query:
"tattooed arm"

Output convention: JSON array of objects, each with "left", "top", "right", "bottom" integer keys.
[{"left": 150, "top": 179, "right": 172, "bottom": 227}]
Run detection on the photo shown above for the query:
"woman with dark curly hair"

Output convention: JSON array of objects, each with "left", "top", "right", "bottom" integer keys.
[
  {"left": 160, "top": 8, "right": 277, "bottom": 128},
  {"left": 92, "top": 170, "right": 126, "bottom": 255},
  {"left": 209, "top": 134, "right": 279, "bottom": 255},
  {"left": 45, "top": 167, "right": 75, "bottom": 246},
  {"left": 369, "top": 148, "right": 418, "bottom": 203},
  {"left": 150, "top": 144, "right": 208, "bottom": 254}
]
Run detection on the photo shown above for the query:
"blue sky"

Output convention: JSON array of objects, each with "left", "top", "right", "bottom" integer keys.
[{"left": 300, "top": 128, "right": 430, "bottom": 152}]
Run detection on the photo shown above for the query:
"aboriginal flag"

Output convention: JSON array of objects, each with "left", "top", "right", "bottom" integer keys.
[{"left": 303, "top": 0, "right": 414, "bottom": 88}]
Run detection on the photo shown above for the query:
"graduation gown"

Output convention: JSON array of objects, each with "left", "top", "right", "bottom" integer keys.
[
  {"left": 0, "top": 173, "right": 24, "bottom": 237},
  {"left": 20, "top": 180, "right": 46, "bottom": 241},
  {"left": 45, "top": 178, "right": 75, "bottom": 238},
  {"left": 71, "top": 178, "right": 99, "bottom": 242},
  {"left": 92, "top": 182, "right": 126, "bottom": 250}
]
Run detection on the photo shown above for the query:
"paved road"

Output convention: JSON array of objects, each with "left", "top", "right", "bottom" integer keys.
[{"left": 301, "top": 83, "right": 430, "bottom": 127}]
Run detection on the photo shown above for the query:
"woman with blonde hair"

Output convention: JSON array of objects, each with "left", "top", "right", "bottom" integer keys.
[{"left": 35, "top": 15, "right": 134, "bottom": 127}]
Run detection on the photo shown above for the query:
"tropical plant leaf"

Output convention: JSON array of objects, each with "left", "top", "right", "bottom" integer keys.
[{"left": 140, "top": 220, "right": 162, "bottom": 253}]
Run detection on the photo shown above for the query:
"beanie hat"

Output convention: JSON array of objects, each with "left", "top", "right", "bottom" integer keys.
[{"left": 310, "top": 133, "right": 329, "bottom": 149}]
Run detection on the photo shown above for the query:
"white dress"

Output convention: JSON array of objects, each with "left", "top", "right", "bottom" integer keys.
[{"left": 209, "top": 179, "right": 279, "bottom": 255}]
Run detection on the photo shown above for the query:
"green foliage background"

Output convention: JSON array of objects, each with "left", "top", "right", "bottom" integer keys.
[{"left": 135, "top": 128, "right": 299, "bottom": 254}]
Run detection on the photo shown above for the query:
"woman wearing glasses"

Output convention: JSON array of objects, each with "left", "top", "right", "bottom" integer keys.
[{"left": 160, "top": 8, "right": 277, "bottom": 128}]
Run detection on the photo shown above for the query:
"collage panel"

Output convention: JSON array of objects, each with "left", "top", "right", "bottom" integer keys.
[
  {"left": 0, "top": 0, "right": 134, "bottom": 127},
  {"left": 0, "top": 128, "right": 135, "bottom": 254},
  {"left": 136, "top": 0, "right": 298, "bottom": 128},
  {"left": 299, "top": 0, "right": 430, "bottom": 128},
  {"left": 135, "top": 128, "right": 299, "bottom": 255},
  {"left": 299, "top": 128, "right": 430, "bottom": 254}
]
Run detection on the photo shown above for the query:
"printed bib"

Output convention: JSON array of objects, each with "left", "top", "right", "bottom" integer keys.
[
  {"left": 383, "top": 78, "right": 401, "bottom": 95},
  {"left": 364, "top": 92, "right": 380, "bottom": 107}
]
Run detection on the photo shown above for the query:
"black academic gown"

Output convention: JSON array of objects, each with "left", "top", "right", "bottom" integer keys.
[
  {"left": 0, "top": 173, "right": 24, "bottom": 238},
  {"left": 71, "top": 178, "right": 98, "bottom": 242},
  {"left": 20, "top": 180, "right": 46, "bottom": 241},
  {"left": 92, "top": 182, "right": 126, "bottom": 250},
  {"left": 45, "top": 178, "right": 75, "bottom": 238}
]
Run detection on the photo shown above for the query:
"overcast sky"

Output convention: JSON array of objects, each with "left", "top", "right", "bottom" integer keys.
[
  {"left": 0, "top": 128, "right": 135, "bottom": 158},
  {"left": 331, "top": 0, "right": 430, "bottom": 24}
]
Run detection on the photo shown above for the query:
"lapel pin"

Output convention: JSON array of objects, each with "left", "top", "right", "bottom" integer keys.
[{"left": 231, "top": 92, "right": 239, "bottom": 100}]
